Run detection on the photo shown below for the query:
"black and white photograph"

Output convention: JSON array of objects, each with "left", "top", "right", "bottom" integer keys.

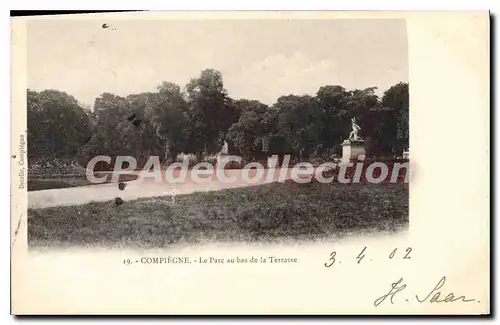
[{"left": 25, "top": 16, "right": 409, "bottom": 248}]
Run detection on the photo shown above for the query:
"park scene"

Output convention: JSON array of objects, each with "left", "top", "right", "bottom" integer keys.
[{"left": 26, "top": 19, "right": 409, "bottom": 248}]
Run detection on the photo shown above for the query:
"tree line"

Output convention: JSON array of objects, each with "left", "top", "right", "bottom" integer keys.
[{"left": 27, "top": 69, "right": 409, "bottom": 168}]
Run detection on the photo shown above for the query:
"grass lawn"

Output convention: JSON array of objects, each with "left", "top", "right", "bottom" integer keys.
[
  {"left": 28, "top": 174, "right": 139, "bottom": 191},
  {"left": 28, "top": 181, "right": 409, "bottom": 248}
]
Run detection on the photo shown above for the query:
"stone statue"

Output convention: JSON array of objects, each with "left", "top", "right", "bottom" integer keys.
[
  {"left": 220, "top": 140, "right": 228, "bottom": 155},
  {"left": 341, "top": 117, "right": 365, "bottom": 163},
  {"left": 349, "top": 117, "right": 362, "bottom": 141}
]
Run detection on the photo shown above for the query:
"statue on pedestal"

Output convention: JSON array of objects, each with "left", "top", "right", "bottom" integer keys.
[
  {"left": 341, "top": 117, "right": 365, "bottom": 163},
  {"left": 348, "top": 117, "right": 362, "bottom": 141},
  {"left": 220, "top": 140, "right": 229, "bottom": 155}
]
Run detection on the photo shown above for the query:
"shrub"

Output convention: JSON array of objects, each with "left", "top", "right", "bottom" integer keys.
[{"left": 28, "top": 158, "right": 87, "bottom": 176}]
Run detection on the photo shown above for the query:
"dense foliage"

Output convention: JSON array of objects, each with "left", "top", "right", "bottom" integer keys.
[{"left": 27, "top": 69, "right": 409, "bottom": 169}]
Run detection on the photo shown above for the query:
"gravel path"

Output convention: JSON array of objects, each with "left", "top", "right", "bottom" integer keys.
[{"left": 28, "top": 168, "right": 299, "bottom": 208}]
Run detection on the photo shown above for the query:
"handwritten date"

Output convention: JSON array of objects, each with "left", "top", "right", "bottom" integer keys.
[{"left": 324, "top": 246, "right": 412, "bottom": 267}]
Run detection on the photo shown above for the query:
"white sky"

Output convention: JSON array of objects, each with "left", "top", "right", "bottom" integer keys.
[{"left": 27, "top": 18, "right": 408, "bottom": 107}]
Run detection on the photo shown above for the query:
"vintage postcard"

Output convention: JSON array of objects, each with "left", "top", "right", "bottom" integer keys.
[{"left": 11, "top": 11, "right": 490, "bottom": 315}]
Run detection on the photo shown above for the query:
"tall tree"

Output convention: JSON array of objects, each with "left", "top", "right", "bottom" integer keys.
[
  {"left": 381, "top": 82, "right": 409, "bottom": 150},
  {"left": 275, "top": 95, "right": 324, "bottom": 160},
  {"left": 226, "top": 99, "right": 270, "bottom": 161},
  {"left": 27, "top": 89, "right": 94, "bottom": 160},
  {"left": 316, "top": 85, "right": 349, "bottom": 148},
  {"left": 83, "top": 93, "right": 131, "bottom": 159},
  {"left": 185, "top": 69, "right": 238, "bottom": 156},
  {"left": 144, "top": 82, "right": 191, "bottom": 163}
]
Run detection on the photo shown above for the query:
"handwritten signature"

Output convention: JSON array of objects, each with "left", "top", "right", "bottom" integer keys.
[{"left": 374, "top": 276, "right": 477, "bottom": 307}]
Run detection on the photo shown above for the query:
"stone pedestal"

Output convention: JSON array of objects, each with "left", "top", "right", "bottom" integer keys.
[
  {"left": 341, "top": 140, "right": 366, "bottom": 163},
  {"left": 267, "top": 156, "right": 278, "bottom": 169}
]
